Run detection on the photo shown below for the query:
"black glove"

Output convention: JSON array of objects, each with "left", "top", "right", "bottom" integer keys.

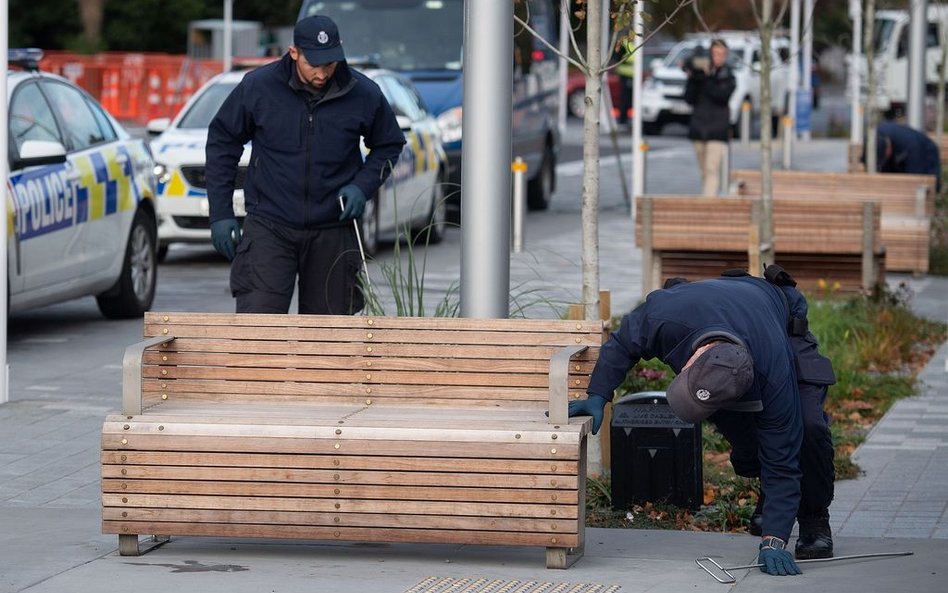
[
  {"left": 757, "top": 537, "right": 802, "bottom": 576},
  {"left": 338, "top": 184, "right": 366, "bottom": 220},
  {"left": 210, "top": 218, "right": 241, "bottom": 261},
  {"left": 567, "top": 394, "right": 609, "bottom": 434}
]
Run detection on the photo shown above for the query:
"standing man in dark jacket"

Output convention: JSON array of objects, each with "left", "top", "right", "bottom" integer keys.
[
  {"left": 206, "top": 15, "right": 406, "bottom": 314},
  {"left": 569, "top": 269, "right": 837, "bottom": 577},
  {"left": 684, "top": 39, "right": 736, "bottom": 196}
]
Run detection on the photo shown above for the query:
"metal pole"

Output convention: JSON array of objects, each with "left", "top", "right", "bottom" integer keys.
[
  {"left": 741, "top": 100, "right": 751, "bottom": 144},
  {"left": 801, "top": 0, "right": 814, "bottom": 141},
  {"left": 0, "top": 0, "right": 9, "bottom": 404},
  {"left": 719, "top": 142, "right": 730, "bottom": 195},
  {"left": 557, "top": 1, "right": 569, "bottom": 136},
  {"left": 783, "top": 115, "right": 793, "bottom": 168},
  {"left": 223, "top": 0, "right": 233, "bottom": 72},
  {"left": 460, "top": 0, "right": 512, "bottom": 318},
  {"left": 788, "top": 0, "right": 800, "bottom": 141},
  {"left": 850, "top": 0, "right": 863, "bottom": 147},
  {"left": 907, "top": 0, "right": 928, "bottom": 130},
  {"left": 511, "top": 157, "right": 527, "bottom": 253},
  {"left": 631, "top": 1, "right": 645, "bottom": 208}
]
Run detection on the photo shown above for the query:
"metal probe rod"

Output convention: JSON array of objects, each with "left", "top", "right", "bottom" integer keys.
[{"left": 696, "top": 551, "right": 914, "bottom": 584}]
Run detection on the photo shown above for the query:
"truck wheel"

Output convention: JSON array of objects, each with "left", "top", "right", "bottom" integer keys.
[
  {"left": 96, "top": 209, "right": 157, "bottom": 319},
  {"left": 527, "top": 144, "right": 555, "bottom": 211}
]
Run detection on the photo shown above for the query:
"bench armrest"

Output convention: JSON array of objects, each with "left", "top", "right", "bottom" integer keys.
[
  {"left": 548, "top": 345, "right": 589, "bottom": 425},
  {"left": 122, "top": 336, "right": 175, "bottom": 415}
]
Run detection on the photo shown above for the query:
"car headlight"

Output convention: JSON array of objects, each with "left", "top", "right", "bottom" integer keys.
[
  {"left": 644, "top": 78, "right": 657, "bottom": 90},
  {"left": 153, "top": 163, "right": 171, "bottom": 185},
  {"left": 436, "top": 107, "right": 463, "bottom": 145}
]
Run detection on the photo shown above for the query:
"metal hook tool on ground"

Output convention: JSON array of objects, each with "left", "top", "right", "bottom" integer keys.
[
  {"left": 339, "top": 195, "right": 372, "bottom": 295},
  {"left": 696, "top": 551, "right": 914, "bottom": 584}
]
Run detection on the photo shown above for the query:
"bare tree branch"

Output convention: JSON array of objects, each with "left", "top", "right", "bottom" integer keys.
[{"left": 513, "top": 12, "right": 587, "bottom": 71}]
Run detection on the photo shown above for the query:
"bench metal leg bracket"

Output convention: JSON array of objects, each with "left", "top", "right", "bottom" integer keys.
[
  {"left": 546, "top": 545, "right": 585, "bottom": 569},
  {"left": 118, "top": 534, "right": 171, "bottom": 556}
]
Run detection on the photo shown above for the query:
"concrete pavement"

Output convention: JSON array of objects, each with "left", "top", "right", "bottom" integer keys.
[{"left": 2, "top": 131, "right": 947, "bottom": 592}]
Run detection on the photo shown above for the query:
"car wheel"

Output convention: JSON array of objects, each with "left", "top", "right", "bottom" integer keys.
[
  {"left": 568, "top": 89, "right": 586, "bottom": 118},
  {"left": 96, "top": 209, "right": 158, "bottom": 319},
  {"left": 157, "top": 244, "right": 169, "bottom": 262},
  {"left": 643, "top": 121, "right": 663, "bottom": 136},
  {"left": 527, "top": 144, "right": 555, "bottom": 211},
  {"left": 421, "top": 171, "right": 448, "bottom": 245},
  {"left": 359, "top": 197, "right": 379, "bottom": 257}
]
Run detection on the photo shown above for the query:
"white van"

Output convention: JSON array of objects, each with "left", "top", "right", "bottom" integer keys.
[
  {"left": 640, "top": 31, "right": 789, "bottom": 136},
  {"left": 862, "top": 5, "right": 948, "bottom": 113}
]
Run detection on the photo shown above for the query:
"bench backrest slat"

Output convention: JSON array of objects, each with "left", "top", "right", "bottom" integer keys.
[
  {"left": 635, "top": 196, "right": 882, "bottom": 254},
  {"left": 142, "top": 313, "right": 603, "bottom": 410},
  {"left": 731, "top": 169, "right": 935, "bottom": 218}
]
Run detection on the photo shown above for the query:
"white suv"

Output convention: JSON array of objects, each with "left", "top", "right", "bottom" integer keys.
[{"left": 640, "top": 31, "right": 790, "bottom": 136}]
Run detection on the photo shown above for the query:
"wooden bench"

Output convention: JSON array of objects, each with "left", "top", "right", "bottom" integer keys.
[
  {"left": 731, "top": 168, "right": 934, "bottom": 273},
  {"left": 102, "top": 312, "right": 604, "bottom": 569},
  {"left": 635, "top": 195, "right": 885, "bottom": 294}
]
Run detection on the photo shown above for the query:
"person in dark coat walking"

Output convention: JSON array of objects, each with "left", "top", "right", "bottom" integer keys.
[
  {"left": 206, "top": 15, "right": 406, "bottom": 315},
  {"left": 569, "top": 268, "right": 837, "bottom": 577},
  {"left": 684, "top": 39, "right": 736, "bottom": 196},
  {"left": 875, "top": 121, "right": 942, "bottom": 192}
]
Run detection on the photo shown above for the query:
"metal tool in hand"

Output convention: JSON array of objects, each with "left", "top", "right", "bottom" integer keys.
[
  {"left": 696, "top": 551, "right": 914, "bottom": 584},
  {"left": 338, "top": 195, "right": 372, "bottom": 293}
]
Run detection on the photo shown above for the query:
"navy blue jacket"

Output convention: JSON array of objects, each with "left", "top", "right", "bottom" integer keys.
[
  {"left": 588, "top": 276, "right": 804, "bottom": 540},
  {"left": 684, "top": 64, "right": 736, "bottom": 142},
  {"left": 206, "top": 55, "right": 406, "bottom": 229},
  {"left": 877, "top": 121, "right": 942, "bottom": 191}
]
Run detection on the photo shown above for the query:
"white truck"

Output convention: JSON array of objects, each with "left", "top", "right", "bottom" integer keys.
[
  {"left": 860, "top": 5, "right": 948, "bottom": 114},
  {"left": 640, "top": 31, "right": 790, "bottom": 136}
]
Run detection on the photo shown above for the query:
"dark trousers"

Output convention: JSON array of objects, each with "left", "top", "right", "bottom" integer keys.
[
  {"left": 710, "top": 381, "right": 835, "bottom": 519},
  {"left": 230, "top": 215, "right": 364, "bottom": 315}
]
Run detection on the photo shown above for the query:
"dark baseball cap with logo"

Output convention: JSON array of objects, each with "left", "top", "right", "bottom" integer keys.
[
  {"left": 294, "top": 15, "right": 345, "bottom": 66},
  {"left": 666, "top": 342, "right": 760, "bottom": 424}
]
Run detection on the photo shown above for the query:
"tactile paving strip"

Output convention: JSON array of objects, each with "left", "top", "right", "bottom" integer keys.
[{"left": 403, "top": 577, "right": 621, "bottom": 593}]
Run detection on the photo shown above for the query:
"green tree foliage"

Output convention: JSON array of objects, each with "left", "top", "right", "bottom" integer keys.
[{"left": 11, "top": 0, "right": 301, "bottom": 53}]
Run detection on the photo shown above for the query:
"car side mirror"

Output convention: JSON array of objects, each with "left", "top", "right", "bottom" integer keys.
[
  {"left": 649, "top": 58, "right": 662, "bottom": 72},
  {"left": 395, "top": 115, "right": 413, "bottom": 131},
  {"left": 13, "top": 139, "right": 67, "bottom": 169},
  {"left": 146, "top": 118, "right": 171, "bottom": 135}
]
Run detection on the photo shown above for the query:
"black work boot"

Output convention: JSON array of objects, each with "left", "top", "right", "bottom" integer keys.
[
  {"left": 795, "top": 514, "right": 834, "bottom": 559},
  {"left": 749, "top": 494, "right": 764, "bottom": 536}
]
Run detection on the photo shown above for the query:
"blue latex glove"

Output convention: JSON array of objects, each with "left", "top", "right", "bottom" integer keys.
[
  {"left": 338, "top": 184, "right": 366, "bottom": 220},
  {"left": 210, "top": 218, "right": 241, "bottom": 261},
  {"left": 567, "top": 394, "right": 609, "bottom": 434},
  {"left": 757, "top": 541, "right": 802, "bottom": 576}
]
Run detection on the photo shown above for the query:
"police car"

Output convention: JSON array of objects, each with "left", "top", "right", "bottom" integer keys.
[
  {"left": 147, "top": 63, "right": 447, "bottom": 258},
  {"left": 6, "top": 49, "right": 158, "bottom": 318}
]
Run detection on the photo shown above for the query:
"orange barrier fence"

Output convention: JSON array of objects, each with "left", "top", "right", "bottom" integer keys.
[{"left": 39, "top": 52, "right": 224, "bottom": 125}]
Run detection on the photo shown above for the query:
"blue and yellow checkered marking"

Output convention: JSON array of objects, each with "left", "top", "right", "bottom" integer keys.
[{"left": 9, "top": 145, "right": 145, "bottom": 241}]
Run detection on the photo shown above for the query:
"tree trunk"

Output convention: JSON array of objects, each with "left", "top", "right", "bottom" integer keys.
[
  {"left": 581, "top": 0, "right": 603, "bottom": 320},
  {"left": 758, "top": 0, "right": 775, "bottom": 270},
  {"left": 77, "top": 0, "right": 106, "bottom": 45}
]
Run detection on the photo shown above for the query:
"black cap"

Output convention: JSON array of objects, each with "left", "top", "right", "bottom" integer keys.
[
  {"left": 294, "top": 16, "right": 345, "bottom": 66},
  {"left": 666, "top": 343, "right": 759, "bottom": 424}
]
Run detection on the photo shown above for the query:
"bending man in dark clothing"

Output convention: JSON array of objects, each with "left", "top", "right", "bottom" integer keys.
[
  {"left": 875, "top": 121, "right": 942, "bottom": 192},
  {"left": 569, "top": 269, "right": 836, "bottom": 576}
]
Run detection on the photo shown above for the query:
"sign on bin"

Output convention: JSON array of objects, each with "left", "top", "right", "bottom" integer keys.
[{"left": 610, "top": 391, "right": 703, "bottom": 511}]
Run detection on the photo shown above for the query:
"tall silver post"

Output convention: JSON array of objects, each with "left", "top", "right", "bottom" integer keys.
[
  {"left": 849, "top": 0, "right": 863, "bottom": 147},
  {"left": 557, "top": 2, "right": 569, "bottom": 136},
  {"left": 801, "top": 0, "right": 814, "bottom": 141},
  {"left": 460, "top": 0, "right": 512, "bottom": 318},
  {"left": 788, "top": 0, "right": 800, "bottom": 142},
  {"left": 0, "top": 0, "right": 9, "bottom": 404},
  {"left": 907, "top": 0, "right": 928, "bottom": 130},
  {"left": 223, "top": 0, "right": 233, "bottom": 72}
]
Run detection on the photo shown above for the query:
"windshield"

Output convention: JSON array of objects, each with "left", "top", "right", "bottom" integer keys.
[
  {"left": 300, "top": 0, "right": 464, "bottom": 71},
  {"left": 664, "top": 43, "right": 742, "bottom": 70},
  {"left": 873, "top": 18, "right": 896, "bottom": 54},
  {"left": 177, "top": 81, "right": 238, "bottom": 129}
]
